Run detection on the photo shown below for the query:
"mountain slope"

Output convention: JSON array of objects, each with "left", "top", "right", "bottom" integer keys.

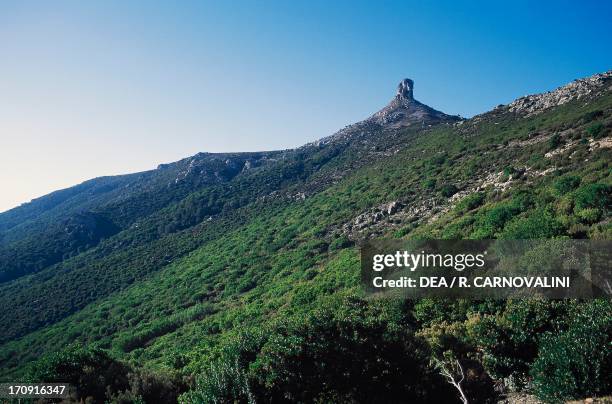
[
  {"left": 0, "top": 151, "right": 286, "bottom": 282},
  {"left": 0, "top": 73, "right": 611, "bottom": 403}
]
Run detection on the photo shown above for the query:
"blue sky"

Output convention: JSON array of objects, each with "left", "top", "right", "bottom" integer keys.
[{"left": 1, "top": 0, "right": 610, "bottom": 212}]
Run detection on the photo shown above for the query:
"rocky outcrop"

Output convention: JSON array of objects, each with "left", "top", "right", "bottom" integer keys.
[
  {"left": 368, "top": 78, "right": 460, "bottom": 128},
  {"left": 171, "top": 153, "right": 273, "bottom": 185},
  {"left": 348, "top": 200, "right": 405, "bottom": 232},
  {"left": 312, "top": 78, "right": 460, "bottom": 146},
  {"left": 508, "top": 70, "right": 612, "bottom": 116}
]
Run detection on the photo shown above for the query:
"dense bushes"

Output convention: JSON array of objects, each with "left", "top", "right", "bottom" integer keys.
[
  {"left": 573, "top": 183, "right": 610, "bottom": 211},
  {"left": 552, "top": 175, "right": 581, "bottom": 195},
  {"left": 441, "top": 184, "right": 459, "bottom": 197},
  {"left": 500, "top": 208, "right": 562, "bottom": 239},
  {"left": 455, "top": 192, "right": 486, "bottom": 213},
  {"left": 468, "top": 301, "right": 571, "bottom": 386},
  {"left": 116, "top": 304, "right": 214, "bottom": 352},
  {"left": 0, "top": 212, "right": 120, "bottom": 283},
  {"left": 25, "top": 345, "right": 131, "bottom": 403},
  {"left": 470, "top": 192, "right": 533, "bottom": 238},
  {"left": 548, "top": 133, "right": 563, "bottom": 150},
  {"left": 531, "top": 300, "right": 612, "bottom": 402},
  {"left": 110, "top": 369, "right": 186, "bottom": 404},
  {"left": 328, "top": 235, "right": 353, "bottom": 251},
  {"left": 182, "top": 297, "right": 456, "bottom": 403},
  {"left": 586, "top": 122, "right": 605, "bottom": 138},
  {"left": 465, "top": 299, "right": 612, "bottom": 402},
  {"left": 413, "top": 299, "right": 612, "bottom": 403},
  {"left": 26, "top": 345, "right": 185, "bottom": 403}
]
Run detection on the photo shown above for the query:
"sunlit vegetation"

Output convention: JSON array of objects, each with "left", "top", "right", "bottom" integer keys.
[{"left": 0, "top": 89, "right": 610, "bottom": 403}]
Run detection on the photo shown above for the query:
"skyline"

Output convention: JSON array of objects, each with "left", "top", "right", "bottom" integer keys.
[{"left": 1, "top": 1, "right": 611, "bottom": 212}]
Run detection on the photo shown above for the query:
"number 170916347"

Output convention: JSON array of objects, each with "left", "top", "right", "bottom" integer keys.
[{"left": 1, "top": 383, "right": 70, "bottom": 398}]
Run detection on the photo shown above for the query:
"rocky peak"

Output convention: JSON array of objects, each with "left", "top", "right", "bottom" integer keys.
[
  {"left": 368, "top": 78, "right": 459, "bottom": 128},
  {"left": 313, "top": 77, "right": 460, "bottom": 146},
  {"left": 396, "top": 78, "right": 414, "bottom": 101}
]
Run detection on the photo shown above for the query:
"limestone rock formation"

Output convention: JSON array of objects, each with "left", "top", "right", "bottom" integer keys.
[
  {"left": 508, "top": 70, "right": 612, "bottom": 116},
  {"left": 368, "top": 78, "right": 460, "bottom": 128}
]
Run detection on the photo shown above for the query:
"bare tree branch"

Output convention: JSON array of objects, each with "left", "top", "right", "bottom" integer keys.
[{"left": 432, "top": 357, "right": 468, "bottom": 404}]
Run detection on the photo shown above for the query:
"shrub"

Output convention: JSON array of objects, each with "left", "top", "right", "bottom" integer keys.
[
  {"left": 111, "top": 369, "right": 186, "bottom": 404},
  {"left": 553, "top": 175, "right": 581, "bottom": 196},
  {"left": 500, "top": 208, "right": 563, "bottom": 239},
  {"left": 116, "top": 304, "right": 214, "bottom": 352},
  {"left": 531, "top": 300, "right": 612, "bottom": 402},
  {"left": 25, "top": 345, "right": 130, "bottom": 402},
  {"left": 467, "top": 300, "right": 572, "bottom": 387},
  {"left": 182, "top": 297, "right": 457, "bottom": 403},
  {"left": 413, "top": 299, "right": 476, "bottom": 328},
  {"left": 548, "top": 134, "right": 562, "bottom": 150},
  {"left": 429, "top": 153, "right": 448, "bottom": 166},
  {"left": 573, "top": 183, "right": 610, "bottom": 211},
  {"left": 586, "top": 122, "right": 605, "bottom": 138},
  {"left": 180, "top": 358, "right": 255, "bottom": 404},
  {"left": 179, "top": 329, "right": 265, "bottom": 403},
  {"left": 455, "top": 192, "right": 485, "bottom": 213},
  {"left": 424, "top": 178, "right": 437, "bottom": 189},
  {"left": 471, "top": 206, "right": 513, "bottom": 238},
  {"left": 576, "top": 207, "right": 602, "bottom": 224},
  {"left": 250, "top": 298, "right": 454, "bottom": 403},
  {"left": 581, "top": 110, "right": 603, "bottom": 123},
  {"left": 440, "top": 216, "right": 474, "bottom": 239},
  {"left": 441, "top": 184, "right": 459, "bottom": 198},
  {"left": 329, "top": 235, "right": 353, "bottom": 251},
  {"left": 501, "top": 166, "right": 518, "bottom": 182}
]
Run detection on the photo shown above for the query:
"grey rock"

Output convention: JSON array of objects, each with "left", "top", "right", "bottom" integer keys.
[
  {"left": 508, "top": 71, "right": 612, "bottom": 116},
  {"left": 312, "top": 78, "right": 459, "bottom": 147},
  {"left": 396, "top": 78, "right": 414, "bottom": 100},
  {"left": 368, "top": 78, "right": 460, "bottom": 128}
]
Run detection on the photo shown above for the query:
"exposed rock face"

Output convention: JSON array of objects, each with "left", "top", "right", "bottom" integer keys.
[
  {"left": 508, "top": 70, "right": 612, "bottom": 116},
  {"left": 368, "top": 78, "right": 460, "bottom": 128},
  {"left": 396, "top": 78, "right": 415, "bottom": 100},
  {"left": 314, "top": 78, "right": 460, "bottom": 146},
  {"left": 171, "top": 153, "right": 271, "bottom": 185},
  {"left": 346, "top": 200, "right": 405, "bottom": 232}
]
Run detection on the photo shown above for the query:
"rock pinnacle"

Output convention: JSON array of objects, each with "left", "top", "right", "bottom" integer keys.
[
  {"left": 396, "top": 78, "right": 414, "bottom": 101},
  {"left": 367, "top": 78, "right": 458, "bottom": 128}
]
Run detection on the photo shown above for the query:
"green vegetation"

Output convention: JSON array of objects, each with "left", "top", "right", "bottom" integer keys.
[
  {"left": 182, "top": 297, "right": 456, "bottom": 403},
  {"left": 454, "top": 192, "right": 485, "bottom": 213},
  {"left": 440, "top": 183, "right": 459, "bottom": 197},
  {"left": 0, "top": 85, "right": 610, "bottom": 403},
  {"left": 531, "top": 300, "right": 611, "bottom": 403},
  {"left": 587, "top": 122, "right": 605, "bottom": 138},
  {"left": 26, "top": 345, "right": 184, "bottom": 403}
]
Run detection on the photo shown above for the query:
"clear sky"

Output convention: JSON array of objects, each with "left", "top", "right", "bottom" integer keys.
[{"left": 1, "top": 0, "right": 610, "bottom": 212}]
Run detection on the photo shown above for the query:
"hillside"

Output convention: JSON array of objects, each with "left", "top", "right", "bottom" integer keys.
[{"left": 0, "top": 72, "right": 611, "bottom": 403}]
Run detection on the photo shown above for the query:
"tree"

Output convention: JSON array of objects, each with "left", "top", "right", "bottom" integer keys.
[{"left": 432, "top": 356, "right": 468, "bottom": 404}]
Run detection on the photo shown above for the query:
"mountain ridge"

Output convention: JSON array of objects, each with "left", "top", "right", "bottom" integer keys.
[
  {"left": 507, "top": 70, "right": 612, "bottom": 116},
  {"left": 4, "top": 71, "right": 609, "bottom": 223},
  {"left": 0, "top": 71, "right": 610, "bottom": 401},
  {"left": 1, "top": 72, "right": 610, "bottom": 285}
]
